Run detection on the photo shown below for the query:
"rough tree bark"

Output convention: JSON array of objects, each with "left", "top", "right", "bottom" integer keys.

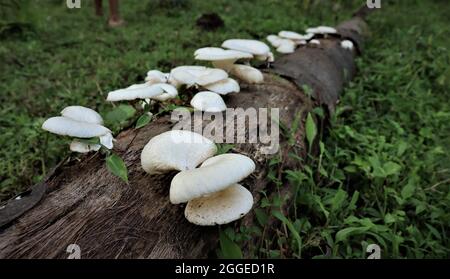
[{"left": 0, "top": 8, "right": 372, "bottom": 259}]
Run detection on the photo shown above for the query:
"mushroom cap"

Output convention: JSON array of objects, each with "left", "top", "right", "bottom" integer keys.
[
  {"left": 303, "top": 33, "right": 315, "bottom": 40},
  {"left": 306, "top": 26, "right": 337, "bottom": 35},
  {"left": 203, "top": 78, "right": 240, "bottom": 95},
  {"left": 170, "top": 66, "right": 228, "bottom": 87},
  {"left": 310, "top": 39, "right": 321, "bottom": 45},
  {"left": 267, "top": 35, "right": 283, "bottom": 48},
  {"left": 145, "top": 70, "right": 168, "bottom": 84},
  {"left": 340, "top": 40, "right": 354, "bottom": 50},
  {"left": 278, "top": 30, "right": 304, "bottom": 40},
  {"left": 141, "top": 130, "right": 217, "bottom": 175},
  {"left": 42, "top": 117, "right": 111, "bottom": 138},
  {"left": 276, "top": 39, "right": 296, "bottom": 54},
  {"left": 194, "top": 47, "right": 253, "bottom": 61},
  {"left": 170, "top": 153, "right": 255, "bottom": 204},
  {"left": 152, "top": 83, "right": 178, "bottom": 101},
  {"left": 61, "top": 106, "right": 104, "bottom": 125},
  {"left": 106, "top": 83, "right": 165, "bottom": 101},
  {"left": 222, "top": 39, "right": 270, "bottom": 56},
  {"left": 70, "top": 140, "right": 101, "bottom": 153},
  {"left": 99, "top": 133, "right": 114, "bottom": 149},
  {"left": 185, "top": 184, "right": 253, "bottom": 226},
  {"left": 230, "top": 64, "right": 264, "bottom": 84},
  {"left": 190, "top": 91, "right": 227, "bottom": 112}
]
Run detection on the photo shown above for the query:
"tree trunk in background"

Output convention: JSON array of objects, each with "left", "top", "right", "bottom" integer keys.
[{"left": 0, "top": 9, "right": 372, "bottom": 259}]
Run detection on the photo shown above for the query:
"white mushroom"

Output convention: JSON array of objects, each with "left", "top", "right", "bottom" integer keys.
[
  {"left": 70, "top": 140, "right": 101, "bottom": 153},
  {"left": 310, "top": 39, "right": 321, "bottom": 45},
  {"left": 276, "top": 32, "right": 314, "bottom": 46},
  {"left": 43, "top": 106, "right": 114, "bottom": 153},
  {"left": 61, "top": 106, "right": 104, "bottom": 125},
  {"left": 302, "top": 33, "right": 315, "bottom": 41},
  {"left": 267, "top": 52, "right": 275, "bottom": 62},
  {"left": 99, "top": 132, "right": 114, "bottom": 149},
  {"left": 340, "top": 40, "right": 354, "bottom": 51},
  {"left": 222, "top": 39, "right": 271, "bottom": 57},
  {"left": 170, "top": 66, "right": 228, "bottom": 87},
  {"left": 194, "top": 47, "right": 253, "bottom": 71},
  {"left": 190, "top": 91, "right": 227, "bottom": 112},
  {"left": 42, "top": 117, "right": 111, "bottom": 138},
  {"left": 185, "top": 184, "right": 253, "bottom": 226},
  {"left": 170, "top": 153, "right": 255, "bottom": 204},
  {"left": 141, "top": 130, "right": 217, "bottom": 175},
  {"left": 168, "top": 74, "right": 183, "bottom": 88},
  {"left": 230, "top": 64, "right": 264, "bottom": 84},
  {"left": 107, "top": 83, "right": 165, "bottom": 102},
  {"left": 203, "top": 78, "right": 240, "bottom": 95},
  {"left": 306, "top": 26, "right": 337, "bottom": 35},
  {"left": 145, "top": 70, "right": 168, "bottom": 84},
  {"left": 276, "top": 39, "right": 296, "bottom": 54},
  {"left": 267, "top": 35, "right": 284, "bottom": 48},
  {"left": 151, "top": 83, "right": 178, "bottom": 101},
  {"left": 278, "top": 30, "right": 305, "bottom": 41}
]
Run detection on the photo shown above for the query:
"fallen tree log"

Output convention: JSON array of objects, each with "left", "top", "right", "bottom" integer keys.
[{"left": 0, "top": 8, "right": 373, "bottom": 259}]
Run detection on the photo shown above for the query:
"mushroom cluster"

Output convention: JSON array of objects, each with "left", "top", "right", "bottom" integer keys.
[
  {"left": 106, "top": 81, "right": 178, "bottom": 103},
  {"left": 266, "top": 31, "right": 315, "bottom": 54},
  {"left": 194, "top": 39, "right": 272, "bottom": 85},
  {"left": 266, "top": 26, "right": 339, "bottom": 54},
  {"left": 42, "top": 106, "right": 114, "bottom": 153},
  {"left": 169, "top": 65, "right": 238, "bottom": 112},
  {"left": 141, "top": 130, "right": 255, "bottom": 226}
]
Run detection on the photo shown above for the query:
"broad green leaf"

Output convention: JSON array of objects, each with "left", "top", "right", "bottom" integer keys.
[
  {"left": 383, "top": 162, "right": 402, "bottom": 176},
  {"left": 305, "top": 113, "right": 317, "bottom": 150},
  {"left": 401, "top": 176, "right": 417, "bottom": 200},
  {"left": 106, "top": 154, "right": 128, "bottom": 183},
  {"left": 384, "top": 213, "right": 396, "bottom": 224},
  {"left": 348, "top": 191, "right": 360, "bottom": 211},
  {"left": 254, "top": 208, "right": 269, "bottom": 227},
  {"left": 219, "top": 230, "right": 243, "bottom": 259},
  {"left": 397, "top": 141, "right": 408, "bottom": 156},
  {"left": 105, "top": 104, "right": 136, "bottom": 124},
  {"left": 313, "top": 107, "right": 325, "bottom": 119},
  {"left": 135, "top": 113, "right": 152, "bottom": 129},
  {"left": 331, "top": 188, "right": 347, "bottom": 212}
]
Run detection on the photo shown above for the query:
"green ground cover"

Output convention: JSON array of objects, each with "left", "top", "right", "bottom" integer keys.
[{"left": 0, "top": 0, "right": 448, "bottom": 258}]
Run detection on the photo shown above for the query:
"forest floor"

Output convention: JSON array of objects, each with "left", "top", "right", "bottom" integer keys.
[{"left": 0, "top": 0, "right": 449, "bottom": 258}]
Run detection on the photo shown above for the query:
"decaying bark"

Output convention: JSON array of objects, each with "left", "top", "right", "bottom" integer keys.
[{"left": 0, "top": 10, "right": 372, "bottom": 259}]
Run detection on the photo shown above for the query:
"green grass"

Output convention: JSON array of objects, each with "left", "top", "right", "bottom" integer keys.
[
  {"left": 1, "top": 0, "right": 449, "bottom": 258},
  {"left": 0, "top": 0, "right": 361, "bottom": 199},
  {"left": 219, "top": 0, "right": 450, "bottom": 259}
]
